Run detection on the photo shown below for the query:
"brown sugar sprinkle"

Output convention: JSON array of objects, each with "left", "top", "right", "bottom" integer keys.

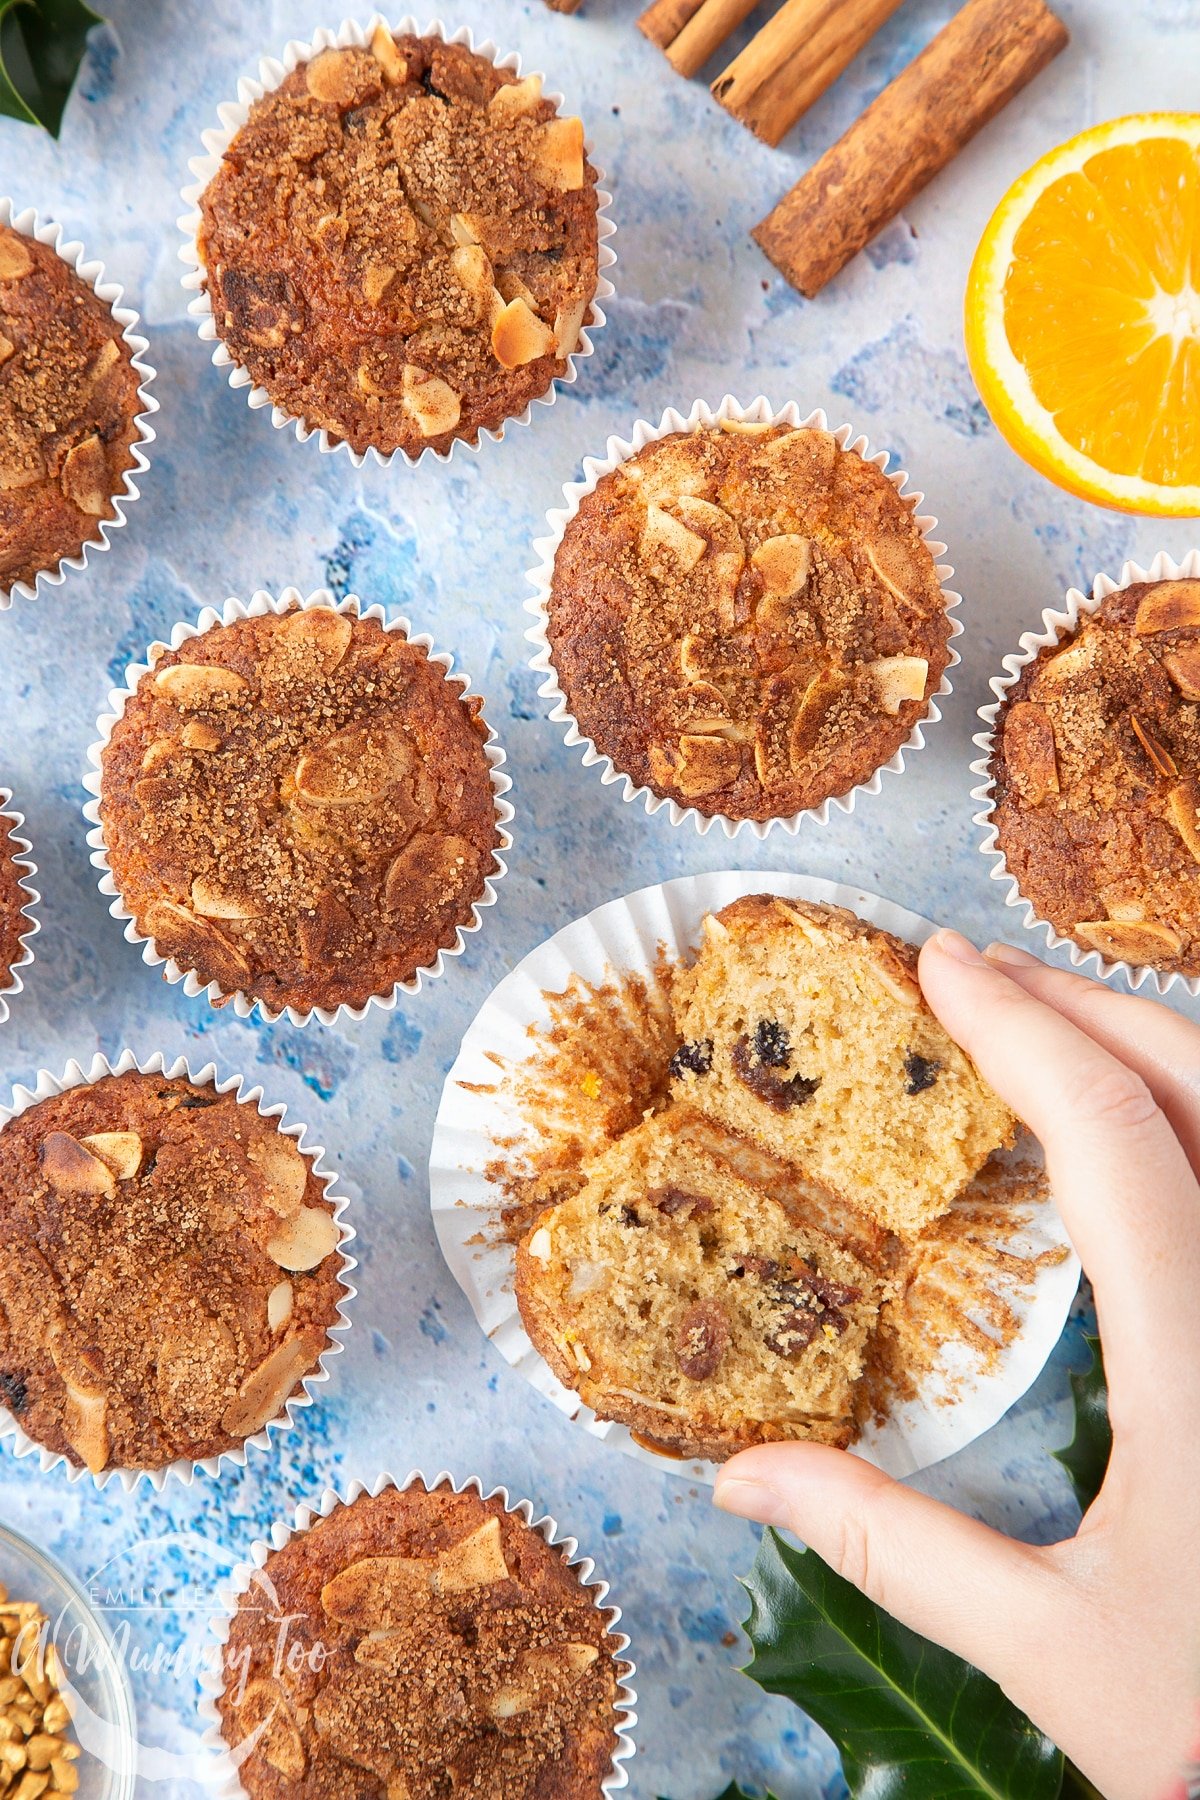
[
  {"left": 546, "top": 421, "right": 951, "bottom": 821},
  {"left": 0, "top": 1071, "right": 344, "bottom": 1474},
  {"left": 991, "top": 579, "right": 1200, "bottom": 976},
  {"left": 0, "top": 816, "right": 30, "bottom": 993},
  {"left": 98, "top": 605, "right": 501, "bottom": 1016},
  {"left": 197, "top": 30, "right": 600, "bottom": 458},
  {"left": 0, "top": 226, "right": 142, "bottom": 594},
  {"left": 217, "top": 1484, "right": 622, "bottom": 1800}
]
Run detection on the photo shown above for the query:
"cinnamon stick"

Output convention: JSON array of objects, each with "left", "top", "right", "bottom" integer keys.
[
  {"left": 753, "top": 0, "right": 1068, "bottom": 296},
  {"left": 713, "top": 0, "right": 907, "bottom": 146},
  {"left": 665, "top": 0, "right": 763, "bottom": 77},
  {"left": 638, "top": 0, "right": 707, "bottom": 50}
]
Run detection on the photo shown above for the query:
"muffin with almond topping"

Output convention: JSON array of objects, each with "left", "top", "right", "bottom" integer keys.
[
  {"left": 989, "top": 579, "right": 1200, "bottom": 976},
  {"left": 0, "top": 1070, "right": 344, "bottom": 1475},
  {"left": 195, "top": 28, "right": 601, "bottom": 458}
]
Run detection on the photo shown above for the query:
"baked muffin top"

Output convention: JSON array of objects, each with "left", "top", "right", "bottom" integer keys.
[
  {"left": 197, "top": 29, "right": 600, "bottom": 458},
  {"left": 98, "top": 605, "right": 501, "bottom": 1015},
  {"left": 0, "top": 812, "right": 30, "bottom": 992},
  {"left": 0, "top": 225, "right": 143, "bottom": 594},
  {"left": 217, "top": 1483, "right": 622, "bottom": 1800},
  {"left": 990, "top": 579, "right": 1200, "bottom": 974},
  {"left": 0, "top": 1071, "right": 344, "bottom": 1473},
  {"left": 545, "top": 422, "right": 951, "bottom": 820}
]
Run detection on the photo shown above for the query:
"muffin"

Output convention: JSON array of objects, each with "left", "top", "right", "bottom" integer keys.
[
  {"left": 544, "top": 420, "right": 951, "bottom": 820},
  {"left": 97, "top": 603, "right": 502, "bottom": 1016},
  {"left": 668, "top": 895, "right": 1014, "bottom": 1234},
  {"left": 216, "top": 1482, "right": 624, "bottom": 1800},
  {"left": 990, "top": 578, "right": 1200, "bottom": 975},
  {"left": 516, "top": 1108, "right": 880, "bottom": 1459},
  {"left": 0, "top": 222, "right": 144, "bottom": 595},
  {"left": 0, "top": 808, "right": 34, "bottom": 1000},
  {"left": 0, "top": 1070, "right": 345, "bottom": 1475},
  {"left": 196, "top": 28, "right": 600, "bottom": 458}
]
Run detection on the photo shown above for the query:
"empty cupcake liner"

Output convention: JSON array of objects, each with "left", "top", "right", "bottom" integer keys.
[
  {"left": 0, "top": 198, "right": 157, "bottom": 609},
  {"left": 971, "top": 547, "right": 1200, "bottom": 998},
  {"left": 0, "top": 788, "right": 40, "bottom": 1026},
  {"left": 177, "top": 12, "right": 617, "bottom": 470},
  {"left": 0, "top": 1048, "right": 357, "bottom": 1494},
  {"left": 195, "top": 1468, "right": 638, "bottom": 1796},
  {"left": 82, "top": 586, "right": 514, "bottom": 1028},
  {"left": 430, "top": 869, "right": 1081, "bottom": 1485},
  {"left": 524, "top": 394, "right": 962, "bottom": 839}
]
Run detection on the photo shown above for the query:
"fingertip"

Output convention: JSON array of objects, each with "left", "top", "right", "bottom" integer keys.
[{"left": 924, "top": 927, "right": 987, "bottom": 966}]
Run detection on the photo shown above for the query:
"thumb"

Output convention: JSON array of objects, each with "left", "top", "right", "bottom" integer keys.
[{"left": 714, "top": 1443, "right": 1061, "bottom": 1695}]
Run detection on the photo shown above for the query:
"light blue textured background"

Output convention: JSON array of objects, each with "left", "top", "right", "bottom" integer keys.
[{"left": 1, "top": 1, "right": 1198, "bottom": 1793}]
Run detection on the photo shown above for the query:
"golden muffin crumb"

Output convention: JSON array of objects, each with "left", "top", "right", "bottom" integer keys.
[
  {"left": 0, "top": 225, "right": 143, "bottom": 593},
  {"left": 990, "top": 579, "right": 1200, "bottom": 974},
  {"left": 546, "top": 422, "right": 951, "bottom": 820},
  {"left": 217, "top": 1484, "right": 622, "bottom": 1800},
  {"left": 98, "top": 605, "right": 501, "bottom": 1015},
  {"left": 0, "top": 1072, "right": 343, "bottom": 1473},
  {"left": 198, "top": 33, "right": 600, "bottom": 457}
]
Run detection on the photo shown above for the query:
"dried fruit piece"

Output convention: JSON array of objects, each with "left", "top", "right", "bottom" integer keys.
[
  {"left": 668, "top": 1038, "right": 713, "bottom": 1079},
  {"left": 80, "top": 1132, "right": 142, "bottom": 1181},
  {"left": 650, "top": 1184, "right": 712, "bottom": 1219},
  {"left": 731, "top": 1035, "right": 820, "bottom": 1111},
  {"left": 40, "top": 1133, "right": 116, "bottom": 1199},
  {"left": 221, "top": 1335, "right": 320, "bottom": 1438},
  {"left": 1074, "top": 917, "right": 1183, "bottom": 963},
  {"left": 489, "top": 73, "right": 543, "bottom": 120},
  {"left": 640, "top": 503, "right": 706, "bottom": 576},
  {"left": 491, "top": 296, "right": 556, "bottom": 369},
  {"left": 903, "top": 1051, "right": 941, "bottom": 1095},
  {"left": 400, "top": 365, "right": 461, "bottom": 438},
  {"left": 869, "top": 655, "right": 929, "bottom": 716},
  {"left": 1161, "top": 642, "right": 1200, "bottom": 700},
  {"left": 0, "top": 232, "right": 32, "bottom": 281},
  {"left": 1134, "top": 580, "right": 1200, "bottom": 636},
  {"left": 369, "top": 24, "right": 407, "bottom": 83},
  {"left": 267, "top": 1206, "right": 339, "bottom": 1272},
  {"left": 1166, "top": 783, "right": 1200, "bottom": 865},
  {"left": 190, "top": 877, "right": 258, "bottom": 920},
  {"left": 153, "top": 663, "right": 248, "bottom": 709},
  {"left": 1003, "top": 700, "right": 1060, "bottom": 804},
  {"left": 60, "top": 435, "right": 109, "bottom": 516},
  {"left": 1129, "top": 713, "right": 1178, "bottom": 778},
  {"left": 675, "top": 1299, "right": 729, "bottom": 1380},
  {"left": 751, "top": 534, "right": 811, "bottom": 599},
  {"left": 751, "top": 1019, "right": 790, "bottom": 1066},
  {"left": 533, "top": 117, "right": 585, "bottom": 190},
  {"left": 295, "top": 724, "right": 412, "bottom": 807}
]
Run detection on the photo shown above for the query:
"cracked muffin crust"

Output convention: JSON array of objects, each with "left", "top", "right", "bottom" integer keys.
[
  {"left": 545, "top": 421, "right": 951, "bottom": 820},
  {"left": 990, "top": 579, "right": 1200, "bottom": 976},
  {"left": 98, "top": 604, "right": 501, "bottom": 1016},
  {"left": 0, "top": 224, "right": 143, "bottom": 594},
  {"left": 217, "top": 1483, "right": 622, "bottom": 1800},
  {"left": 0, "top": 1071, "right": 344, "bottom": 1474},
  {"left": 197, "top": 29, "right": 600, "bottom": 458}
]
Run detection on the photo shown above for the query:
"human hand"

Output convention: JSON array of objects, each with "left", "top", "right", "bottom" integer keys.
[{"left": 713, "top": 931, "right": 1200, "bottom": 1800}]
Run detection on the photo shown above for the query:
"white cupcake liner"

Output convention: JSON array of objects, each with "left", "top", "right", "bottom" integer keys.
[
  {"left": 82, "top": 586, "right": 515, "bottom": 1028},
  {"left": 971, "top": 548, "right": 1200, "bottom": 998},
  {"left": 430, "top": 870, "right": 1081, "bottom": 1485},
  {"left": 0, "top": 198, "right": 157, "bottom": 609},
  {"left": 0, "top": 787, "right": 40, "bottom": 1026},
  {"left": 524, "top": 394, "right": 962, "bottom": 839},
  {"left": 0, "top": 1048, "right": 357, "bottom": 1494},
  {"left": 195, "top": 1468, "right": 638, "bottom": 1796},
  {"left": 177, "top": 13, "right": 617, "bottom": 470}
]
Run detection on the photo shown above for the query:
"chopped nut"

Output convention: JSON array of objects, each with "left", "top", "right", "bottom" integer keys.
[
  {"left": 1134, "top": 580, "right": 1200, "bottom": 635},
  {"left": 180, "top": 719, "right": 221, "bottom": 751},
  {"left": 190, "top": 878, "right": 258, "bottom": 921},
  {"left": 869, "top": 655, "right": 929, "bottom": 716},
  {"left": 39, "top": 1134, "right": 115, "bottom": 1200},
  {"left": 313, "top": 212, "right": 349, "bottom": 254},
  {"left": 221, "top": 1335, "right": 320, "bottom": 1438},
  {"left": 1003, "top": 699, "right": 1060, "bottom": 803},
  {"left": 0, "top": 234, "right": 32, "bottom": 281},
  {"left": 152, "top": 662, "right": 248, "bottom": 709},
  {"left": 266, "top": 1206, "right": 339, "bottom": 1272},
  {"left": 488, "top": 73, "right": 543, "bottom": 121},
  {"left": 1166, "top": 783, "right": 1200, "bottom": 864},
  {"left": 1074, "top": 918, "right": 1183, "bottom": 963},
  {"left": 60, "top": 435, "right": 109, "bottom": 516},
  {"left": 533, "top": 117, "right": 585, "bottom": 190},
  {"left": 361, "top": 262, "right": 395, "bottom": 305},
  {"left": 400, "top": 365, "right": 461, "bottom": 438},
  {"left": 79, "top": 1132, "right": 141, "bottom": 1181},
  {"left": 751, "top": 534, "right": 811, "bottom": 599},
  {"left": 1129, "top": 712, "right": 1178, "bottom": 778},
  {"left": 369, "top": 24, "right": 407, "bottom": 83},
  {"left": 267, "top": 1280, "right": 294, "bottom": 1331},
  {"left": 491, "top": 296, "right": 556, "bottom": 369},
  {"left": 675, "top": 1299, "right": 729, "bottom": 1380},
  {"left": 139, "top": 736, "right": 176, "bottom": 773},
  {"left": 487, "top": 1686, "right": 533, "bottom": 1719},
  {"left": 449, "top": 213, "right": 481, "bottom": 247},
  {"left": 528, "top": 1227, "right": 552, "bottom": 1261}
]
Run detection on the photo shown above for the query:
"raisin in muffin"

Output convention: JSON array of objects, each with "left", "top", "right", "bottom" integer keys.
[
  {"left": 97, "top": 604, "right": 501, "bottom": 1015},
  {"left": 990, "top": 579, "right": 1200, "bottom": 975},
  {"left": 0, "top": 223, "right": 143, "bottom": 594},
  {"left": 545, "top": 420, "right": 951, "bottom": 820},
  {"left": 516, "top": 1108, "right": 879, "bottom": 1459},
  {"left": 196, "top": 29, "right": 600, "bottom": 458},
  {"left": 0, "top": 1071, "right": 344, "bottom": 1474},
  {"left": 217, "top": 1482, "right": 623, "bottom": 1800},
  {"left": 669, "top": 896, "right": 1014, "bottom": 1234}
]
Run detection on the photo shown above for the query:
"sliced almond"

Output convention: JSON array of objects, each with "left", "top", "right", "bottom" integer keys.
[
  {"left": 267, "top": 1206, "right": 339, "bottom": 1272},
  {"left": 80, "top": 1132, "right": 142, "bottom": 1181},
  {"left": 400, "top": 365, "right": 461, "bottom": 438},
  {"left": 1133, "top": 580, "right": 1200, "bottom": 636},
  {"left": 757, "top": 426, "right": 838, "bottom": 478},
  {"left": 495, "top": 268, "right": 539, "bottom": 312},
  {"left": 640, "top": 503, "right": 706, "bottom": 576},
  {"left": 304, "top": 47, "right": 363, "bottom": 105},
  {"left": 1162, "top": 642, "right": 1200, "bottom": 700},
  {"left": 139, "top": 735, "right": 176, "bottom": 773},
  {"left": 0, "top": 232, "right": 32, "bottom": 281},
  {"left": 719, "top": 418, "right": 772, "bottom": 435},
  {"left": 249, "top": 1130, "right": 309, "bottom": 1215},
  {"left": 362, "top": 261, "right": 395, "bottom": 305},
  {"left": 322, "top": 1557, "right": 428, "bottom": 1627},
  {"left": 434, "top": 1518, "right": 510, "bottom": 1593},
  {"left": 533, "top": 117, "right": 585, "bottom": 191},
  {"left": 1003, "top": 700, "right": 1059, "bottom": 804},
  {"left": 489, "top": 73, "right": 543, "bottom": 120},
  {"left": 61, "top": 1385, "right": 108, "bottom": 1475},
  {"left": 237, "top": 1681, "right": 307, "bottom": 1779},
  {"left": 528, "top": 1226, "right": 552, "bottom": 1262},
  {"left": 1074, "top": 918, "right": 1183, "bottom": 963},
  {"left": 1130, "top": 712, "right": 1178, "bottom": 778},
  {"left": 383, "top": 832, "right": 477, "bottom": 913},
  {"left": 369, "top": 23, "right": 407, "bottom": 83},
  {"left": 220, "top": 1335, "right": 318, "bottom": 1438},
  {"left": 652, "top": 733, "right": 740, "bottom": 797},
  {"left": 491, "top": 295, "right": 556, "bottom": 369},
  {"left": 266, "top": 1280, "right": 294, "bottom": 1332},
  {"left": 40, "top": 1133, "right": 115, "bottom": 1200},
  {"left": 865, "top": 536, "right": 927, "bottom": 611},
  {"left": 674, "top": 496, "right": 744, "bottom": 625},
  {"left": 181, "top": 719, "right": 221, "bottom": 751},
  {"left": 450, "top": 243, "right": 495, "bottom": 311},
  {"left": 553, "top": 295, "right": 587, "bottom": 357},
  {"left": 142, "top": 899, "right": 253, "bottom": 989},
  {"left": 0, "top": 450, "right": 43, "bottom": 491},
  {"left": 152, "top": 662, "right": 248, "bottom": 709},
  {"left": 789, "top": 665, "right": 847, "bottom": 767},
  {"left": 488, "top": 1685, "right": 534, "bottom": 1719},
  {"left": 60, "top": 434, "right": 109, "bottom": 516},
  {"left": 1166, "top": 783, "right": 1200, "bottom": 865},
  {"left": 1030, "top": 633, "right": 1097, "bottom": 696},
  {"left": 751, "top": 534, "right": 811, "bottom": 599},
  {"left": 294, "top": 724, "right": 413, "bottom": 807},
  {"left": 190, "top": 877, "right": 258, "bottom": 921},
  {"left": 449, "top": 212, "right": 482, "bottom": 247},
  {"left": 273, "top": 606, "right": 353, "bottom": 675},
  {"left": 869, "top": 655, "right": 929, "bottom": 716},
  {"left": 85, "top": 338, "right": 121, "bottom": 389}
]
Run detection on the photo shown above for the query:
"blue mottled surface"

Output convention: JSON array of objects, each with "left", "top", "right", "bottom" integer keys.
[{"left": 0, "top": 1, "right": 1198, "bottom": 1794}]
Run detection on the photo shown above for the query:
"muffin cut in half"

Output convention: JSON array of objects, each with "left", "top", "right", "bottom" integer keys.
[
  {"left": 516, "top": 1108, "right": 880, "bottom": 1459},
  {"left": 669, "top": 895, "right": 1015, "bottom": 1234}
]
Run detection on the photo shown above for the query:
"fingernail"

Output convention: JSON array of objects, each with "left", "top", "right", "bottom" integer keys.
[
  {"left": 984, "top": 941, "right": 1042, "bottom": 969},
  {"left": 930, "top": 927, "right": 985, "bottom": 966},
  {"left": 712, "top": 1477, "right": 793, "bottom": 1529}
]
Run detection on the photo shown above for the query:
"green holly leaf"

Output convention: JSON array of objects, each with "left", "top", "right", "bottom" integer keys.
[
  {"left": 1051, "top": 1335, "right": 1112, "bottom": 1514},
  {"left": 741, "top": 1529, "right": 1063, "bottom": 1798},
  {"left": 0, "top": 0, "right": 103, "bottom": 136}
]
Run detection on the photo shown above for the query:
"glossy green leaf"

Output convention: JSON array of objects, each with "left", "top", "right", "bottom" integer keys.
[
  {"left": 741, "top": 1529, "right": 1063, "bottom": 1799},
  {"left": 0, "top": 0, "right": 102, "bottom": 136},
  {"left": 1051, "top": 1335, "right": 1111, "bottom": 1514},
  {"left": 1060, "top": 1764, "right": 1106, "bottom": 1799}
]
